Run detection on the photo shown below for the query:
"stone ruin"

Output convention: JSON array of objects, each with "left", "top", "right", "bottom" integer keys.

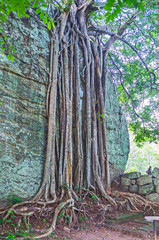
[{"left": 112, "top": 167, "right": 159, "bottom": 202}]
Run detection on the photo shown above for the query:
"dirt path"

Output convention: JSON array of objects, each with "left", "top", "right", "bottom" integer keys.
[
  {"left": 55, "top": 225, "right": 156, "bottom": 240},
  {"left": 70, "top": 227, "right": 146, "bottom": 240}
]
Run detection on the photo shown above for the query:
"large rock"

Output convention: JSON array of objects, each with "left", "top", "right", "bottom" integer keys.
[
  {"left": 156, "top": 186, "right": 159, "bottom": 194},
  {"left": 121, "top": 186, "right": 129, "bottom": 192},
  {"left": 137, "top": 176, "right": 152, "bottom": 186},
  {"left": 105, "top": 82, "right": 130, "bottom": 181},
  {"left": 146, "top": 193, "right": 159, "bottom": 202},
  {"left": 152, "top": 168, "right": 159, "bottom": 179},
  {"left": 122, "top": 172, "right": 141, "bottom": 179},
  {"left": 154, "top": 179, "right": 159, "bottom": 186},
  {"left": 121, "top": 177, "right": 131, "bottom": 187},
  {"left": 111, "top": 179, "right": 120, "bottom": 189},
  {"left": 0, "top": 16, "right": 49, "bottom": 205},
  {"left": 139, "top": 184, "right": 154, "bottom": 195},
  {"left": 130, "top": 185, "right": 138, "bottom": 193},
  {"left": 131, "top": 180, "right": 136, "bottom": 185}
]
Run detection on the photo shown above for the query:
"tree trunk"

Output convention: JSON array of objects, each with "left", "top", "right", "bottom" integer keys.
[{"left": 34, "top": 1, "right": 117, "bottom": 207}]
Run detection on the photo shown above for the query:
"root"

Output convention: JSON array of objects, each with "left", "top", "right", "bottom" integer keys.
[
  {"left": 112, "top": 191, "right": 159, "bottom": 215},
  {"left": 2, "top": 189, "right": 159, "bottom": 240},
  {"left": 34, "top": 198, "right": 74, "bottom": 239},
  {"left": 2, "top": 201, "right": 36, "bottom": 221}
]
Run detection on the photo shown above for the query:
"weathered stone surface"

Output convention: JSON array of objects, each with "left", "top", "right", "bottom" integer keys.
[
  {"left": 0, "top": 16, "right": 49, "bottom": 205},
  {"left": 105, "top": 79, "right": 129, "bottom": 181},
  {"left": 146, "top": 193, "right": 159, "bottom": 202},
  {"left": 122, "top": 172, "right": 141, "bottom": 179},
  {"left": 137, "top": 176, "right": 152, "bottom": 186},
  {"left": 152, "top": 168, "right": 159, "bottom": 179},
  {"left": 154, "top": 179, "right": 159, "bottom": 186},
  {"left": 156, "top": 186, "right": 159, "bottom": 194},
  {"left": 111, "top": 179, "right": 120, "bottom": 189},
  {"left": 139, "top": 184, "right": 154, "bottom": 195},
  {"left": 121, "top": 186, "right": 129, "bottom": 192},
  {"left": 129, "top": 185, "right": 138, "bottom": 193},
  {"left": 131, "top": 180, "right": 136, "bottom": 185},
  {"left": 121, "top": 177, "right": 131, "bottom": 187},
  {"left": 112, "top": 190, "right": 120, "bottom": 198}
]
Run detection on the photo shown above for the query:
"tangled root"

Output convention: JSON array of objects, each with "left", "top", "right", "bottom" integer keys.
[{"left": 111, "top": 191, "right": 159, "bottom": 215}]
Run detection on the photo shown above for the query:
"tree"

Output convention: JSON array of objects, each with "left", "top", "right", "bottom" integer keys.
[
  {"left": 125, "top": 132, "right": 159, "bottom": 174},
  {"left": 107, "top": 1, "right": 159, "bottom": 146},
  {"left": 0, "top": 0, "right": 159, "bottom": 238}
]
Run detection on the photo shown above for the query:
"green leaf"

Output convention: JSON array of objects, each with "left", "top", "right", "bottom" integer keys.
[
  {"left": 115, "top": 5, "right": 121, "bottom": 13},
  {"left": 35, "top": 8, "right": 41, "bottom": 14},
  {"left": 106, "top": 14, "right": 112, "bottom": 23},
  {"left": 47, "top": 21, "right": 51, "bottom": 30},
  {"left": 40, "top": 12, "right": 44, "bottom": 19},
  {"left": 49, "top": 18, "right": 55, "bottom": 28},
  {"left": 32, "top": 1, "right": 38, "bottom": 8},
  {"left": 41, "top": 4, "right": 48, "bottom": 8},
  {"left": 43, "top": 17, "right": 47, "bottom": 25},
  {"left": 118, "top": 0, "right": 123, "bottom": 8},
  {"left": 11, "top": 55, "right": 14, "bottom": 62},
  {"left": 3, "top": 35, "right": 7, "bottom": 39}
]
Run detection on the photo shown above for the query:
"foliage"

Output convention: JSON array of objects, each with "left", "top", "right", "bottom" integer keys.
[
  {"left": 0, "top": 0, "right": 55, "bottom": 60},
  {"left": 125, "top": 131, "right": 159, "bottom": 174},
  {"left": 1, "top": 0, "right": 157, "bottom": 145},
  {"left": 103, "top": 0, "right": 145, "bottom": 22},
  {"left": 0, "top": 210, "right": 34, "bottom": 239},
  {"left": 106, "top": 1, "right": 159, "bottom": 144},
  {"left": 8, "top": 194, "right": 22, "bottom": 206}
]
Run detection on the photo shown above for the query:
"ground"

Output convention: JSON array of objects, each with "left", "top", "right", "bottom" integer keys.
[
  {"left": 53, "top": 218, "right": 156, "bottom": 240},
  {"left": 56, "top": 226, "right": 152, "bottom": 240},
  {"left": 1, "top": 194, "right": 159, "bottom": 239}
]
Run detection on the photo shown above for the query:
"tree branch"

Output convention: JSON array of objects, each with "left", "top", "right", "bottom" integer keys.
[
  {"left": 108, "top": 53, "right": 145, "bottom": 126},
  {"left": 117, "top": 10, "right": 139, "bottom": 36},
  {"left": 114, "top": 35, "right": 157, "bottom": 88}
]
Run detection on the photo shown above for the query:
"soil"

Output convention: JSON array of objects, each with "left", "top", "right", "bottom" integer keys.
[
  {"left": 0, "top": 196, "right": 159, "bottom": 240},
  {"left": 54, "top": 220, "right": 155, "bottom": 240},
  {"left": 56, "top": 226, "right": 152, "bottom": 240}
]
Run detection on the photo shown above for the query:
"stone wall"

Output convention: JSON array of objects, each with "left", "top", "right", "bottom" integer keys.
[
  {"left": 112, "top": 168, "right": 159, "bottom": 202},
  {"left": 0, "top": 14, "right": 129, "bottom": 205}
]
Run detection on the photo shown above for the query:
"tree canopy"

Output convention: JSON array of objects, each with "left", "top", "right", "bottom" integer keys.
[{"left": 0, "top": 0, "right": 158, "bottom": 145}]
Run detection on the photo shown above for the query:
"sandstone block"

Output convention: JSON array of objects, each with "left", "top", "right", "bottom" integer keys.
[
  {"left": 121, "top": 186, "right": 129, "bottom": 192},
  {"left": 154, "top": 178, "right": 159, "bottom": 186},
  {"left": 146, "top": 193, "right": 159, "bottom": 202},
  {"left": 121, "top": 177, "right": 131, "bottom": 187},
  {"left": 139, "top": 184, "right": 154, "bottom": 195},
  {"left": 122, "top": 172, "right": 141, "bottom": 179},
  {"left": 131, "top": 180, "right": 136, "bottom": 185},
  {"left": 129, "top": 185, "right": 138, "bottom": 193},
  {"left": 112, "top": 190, "right": 120, "bottom": 198},
  {"left": 111, "top": 179, "right": 120, "bottom": 189},
  {"left": 156, "top": 186, "right": 159, "bottom": 194},
  {"left": 137, "top": 176, "right": 152, "bottom": 186},
  {"left": 152, "top": 168, "right": 159, "bottom": 179}
]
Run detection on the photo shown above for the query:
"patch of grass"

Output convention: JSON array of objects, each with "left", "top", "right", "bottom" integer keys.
[{"left": 8, "top": 194, "right": 22, "bottom": 206}]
